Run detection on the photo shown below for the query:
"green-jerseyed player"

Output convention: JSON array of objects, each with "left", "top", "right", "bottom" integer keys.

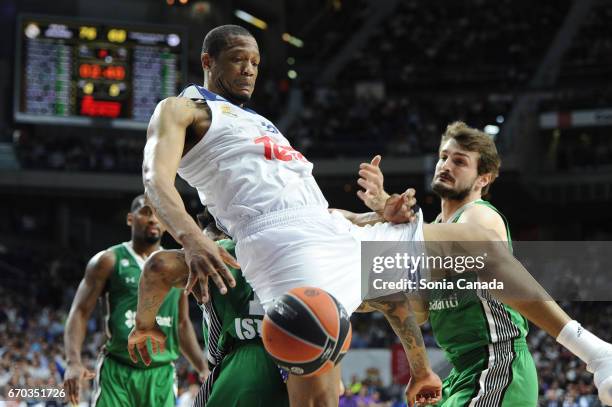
[
  {"left": 64, "top": 195, "right": 208, "bottom": 407},
  {"left": 128, "top": 210, "right": 289, "bottom": 407},
  {"left": 424, "top": 122, "right": 537, "bottom": 406},
  {"left": 357, "top": 122, "right": 538, "bottom": 406}
]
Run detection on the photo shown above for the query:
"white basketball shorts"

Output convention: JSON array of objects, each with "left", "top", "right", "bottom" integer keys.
[{"left": 234, "top": 206, "right": 424, "bottom": 315}]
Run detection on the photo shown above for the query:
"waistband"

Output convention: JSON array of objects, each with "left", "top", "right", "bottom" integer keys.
[
  {"left": 104, "top": 352, "right": 174, "bottom": 370},
  {"left": 449, "top": 338, "right": 529, "bottom": 371},
  {"left": 234, "top": 206, "right": 329, "bottom": 240}
]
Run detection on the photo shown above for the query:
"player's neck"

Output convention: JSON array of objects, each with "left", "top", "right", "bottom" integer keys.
[
  {"left": 440, "top": 193, "right": 482, "bottom": 222},
  {"left": 203, "top": 81, "right": 245, "bottom": 107},
  {"left": 130, "top": 239, "right": 160, "bottom": 259}
]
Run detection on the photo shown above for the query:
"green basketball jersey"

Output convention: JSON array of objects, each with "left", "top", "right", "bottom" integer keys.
[
  {"left": 103, "top": 242, "right": 181, "bottom": 368},
  {"left": 429, "top": 199, "right": 529, "bottom": 365},
  {"left": 201, "top": 239, "right": 265, "bottom": 366}
]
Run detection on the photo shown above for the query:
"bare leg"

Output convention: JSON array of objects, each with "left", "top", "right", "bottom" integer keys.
[{"left": 286, "top": 365, "right": 341, "bottom": 407}]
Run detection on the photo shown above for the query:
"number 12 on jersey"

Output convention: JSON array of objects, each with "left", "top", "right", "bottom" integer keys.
[{"left": 255, "top": 135, "right": 307, "bottom": 162}]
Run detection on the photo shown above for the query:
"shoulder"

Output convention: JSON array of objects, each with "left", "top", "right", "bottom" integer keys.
[
  {"left": 154, "top": 97, "right": 210, "bottom": 126},
  {"left": 86, "top": 249, "right": 117, "bottom": 276},
  {"left": 459, "top": 204, "right": 507, "bottom": 241}
]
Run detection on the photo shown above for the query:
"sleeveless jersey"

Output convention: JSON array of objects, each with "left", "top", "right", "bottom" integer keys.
[
  {"left": 428, "top": 200, "right": 529, "bottom": 365},
  {"left": 177, "top": 85, "right": 328, "bottom": 237},
  {"left": 102, "top": 242, "right": 181, "bottom": 367},
  {"left": 200, "top": 239, "right": 265, "bottom": 366}
]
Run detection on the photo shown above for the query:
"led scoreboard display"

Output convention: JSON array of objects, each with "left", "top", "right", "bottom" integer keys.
[{"left": 14, "top": 15, "right": 187, "bottom": 129}]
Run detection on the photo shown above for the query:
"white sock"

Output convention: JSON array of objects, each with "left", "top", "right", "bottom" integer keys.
[{"left": 556, "top": 320, "right": 610, "bottom": 368}]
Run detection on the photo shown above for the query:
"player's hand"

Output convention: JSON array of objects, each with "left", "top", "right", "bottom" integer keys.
[
  {"left": 183, "top": 237, "right": 238, "bottom": 303},
  {"left": 383, "top": 189, "right": 418, "bottom": 224},
  {"left": 357, "top": 155, "right": 390, "bottom": 213},
  {"left": 127, "top": 324, "right": 167, "bottom": 366},
  {"left": 406, "top": 369, "right": 442, "bottom": 407},
  {"left": 63, "top": 362, "right": 95, "bottom": 405},
  {"left": 198, "top": 367, "right": 210, "bottom": 383}
]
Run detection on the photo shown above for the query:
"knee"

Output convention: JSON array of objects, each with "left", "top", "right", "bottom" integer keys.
[
  {"left": 288, "top": 377, "right": 340, "bottom": 407},
  {"left": 307, "top": 391, "right": 339, "bottom": 407}
]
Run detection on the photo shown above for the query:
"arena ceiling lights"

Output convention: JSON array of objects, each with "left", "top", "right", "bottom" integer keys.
[
  {"left": 234, "top": 9, "right": 268, "bottom": 30},
  {"left": 282, "top": 33, "right": 303, "bottom": 48}
]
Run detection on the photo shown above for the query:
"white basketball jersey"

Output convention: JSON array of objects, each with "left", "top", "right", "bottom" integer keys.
[{"left": 177, "top": 85, "right": 328, "bottom": 237}]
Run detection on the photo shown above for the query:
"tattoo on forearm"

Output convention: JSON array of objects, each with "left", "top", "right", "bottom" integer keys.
[{"left": 366, "top": 299, "right": 427, "bottom": 373}]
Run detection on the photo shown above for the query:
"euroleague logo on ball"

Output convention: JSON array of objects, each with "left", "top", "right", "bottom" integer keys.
[
  {"left": 290, "top": 367, "right": 304, "bottom": 375},
  {"left": 304, "top": 288, "right": 319, "bottom": 297}
]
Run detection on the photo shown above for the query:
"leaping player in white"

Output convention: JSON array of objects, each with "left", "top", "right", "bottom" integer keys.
[{"left": 135, "top": 25, "right": 612, "bottom": 407}]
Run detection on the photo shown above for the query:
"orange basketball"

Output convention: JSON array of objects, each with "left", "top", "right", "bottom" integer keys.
[{"left": 262, "top": 287, "right": 352, "bottom": 377}]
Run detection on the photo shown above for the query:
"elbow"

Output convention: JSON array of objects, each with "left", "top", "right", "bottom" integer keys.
[
  {"left": 142, "top": 168, "right": 160, "bottom": 195},
  {"left": 142, "top": 251, "right": 169, "bottom": 282},
  {"left": 415, "top": 311, "right": 429, "bottom": 326},
  {"left": 143, "top": 170, "right": 174, "bottom": 203}
]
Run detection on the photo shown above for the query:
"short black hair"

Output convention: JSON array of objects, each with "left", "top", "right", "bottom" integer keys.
[
  {"left": 130, "top": 194, "right": 146, "bottom": 212},
  {"left": 201, "top": 24, "right": 254, "bottom": 57}
]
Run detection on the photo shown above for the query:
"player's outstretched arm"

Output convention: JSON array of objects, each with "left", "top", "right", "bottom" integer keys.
[
  {"left": 143, "top": 97, "right": 237, "bottom": 302},
  {"left": 63, "top": 250, "right": 115, "bottom": 405},
  {"left": 130, "top": 249, "right": 188, "bottom": 365},
  {"left": 363, "top": 297, "right": 441, "bottom": 406},
  {"left": 178, "top": 293, "right": 209, "bottom": 381}
]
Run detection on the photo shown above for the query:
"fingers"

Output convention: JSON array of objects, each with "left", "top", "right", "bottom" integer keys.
[
  {"left": 357, "top": 177, "right": 377, "bottom": 192},
  {"left": 199, "top": 276, "right": 210, "bottom": 302},
  {"left": 128, "top": 342, "right": 139, "bottom": 364},
  {"left": 211, "top": 255, "right": 235, "bottom": 292},
  {"left": 185, "top": 270, "right": 198, "bottom": 296},
  {"left": 219, "top": 248, "right": 240, "bottom": 271},
  {"left": 358, "top": 169, "right": 383, "bottom": 187},
  {"left": 218, "top": 248, "right": 238, "bottom": 286},
  {"left": 370, "top": 155, "right": 381, "bottom": 167},
  {"left": 413, "top": 388, "right": 442, "bottom": 405},
  {"left": 356, "top": 189, "right": 366, "bottom": 202},
  {"left": 137, "top": 340, "right": 152, "bottom": 366},
  {"left": 401, "top": 191, "right": 417, "bottom": 209},
  {"left": 358, "top": 165, "right": 383, "bottom": 180},
  {"left": 72, "top": 381, "right": 80, "bottom": 405},
  {"left": 401, "top": 188, "right": 416, "bottom": 201},
  {"left": 65, "top": 379, "right": 78, "bottom": 405},
  {"left": 415, "top": 393, "right": 440, "bottom": 405},
  {"left": 84, "top": 369, "right": 96, "bottom": 380},
  {"left": 152, "top": 336, "right": 167, "bottom": 355}
]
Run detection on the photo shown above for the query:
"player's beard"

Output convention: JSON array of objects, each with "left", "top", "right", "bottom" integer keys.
[
  {"left": 431, "top": 177, "right": 475, "bottom": 201},
  {"left": 140, "top": 228, "right": 162, "bottom": 245},
  {"left": 144, "top": 234, "right": 161, "bottom": 244}
]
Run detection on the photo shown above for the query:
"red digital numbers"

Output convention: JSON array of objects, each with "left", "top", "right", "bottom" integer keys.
[
  {"left": 80, "top": 95, "right": 121, "bottom": 118},
  {"left": 79, "top": 64, "right": 125, "bottom": 80},
  {"left": 254, "top": 135, "right": 307, "bottom": 162}
]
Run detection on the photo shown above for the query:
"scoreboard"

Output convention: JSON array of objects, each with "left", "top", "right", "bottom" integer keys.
[{"left": 14, "top": 15, "right": 187, "bottom": 130}]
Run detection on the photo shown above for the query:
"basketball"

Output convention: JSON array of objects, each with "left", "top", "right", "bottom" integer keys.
[{"left": 262, "top": 287, "right": 352, "bottom": 377}]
